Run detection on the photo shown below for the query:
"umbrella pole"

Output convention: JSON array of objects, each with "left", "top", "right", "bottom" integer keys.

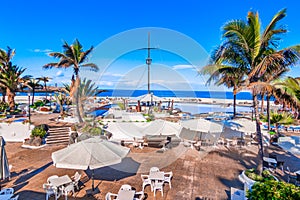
[{"left": 92, "top": 169, "right": 95, "bottom": 191}]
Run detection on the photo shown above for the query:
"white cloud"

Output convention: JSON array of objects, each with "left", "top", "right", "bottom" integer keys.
[
  {"left": 102, "top": 72, "right": 124, "bottom": 77},
  {"left": 56, "top": 71, "right": 64, "bottom": 77},
  {"left": 172, "top": 64, "right": 196, "bottom": 70},
  {"left": 99, "top": 81, "right": 114, "bottom": 87},
  {"left": 31, "top": 49, "right": 53, "bottom": 53}
]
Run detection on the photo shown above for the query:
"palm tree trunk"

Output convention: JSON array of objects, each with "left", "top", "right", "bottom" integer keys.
[
  {"left": 266, "top": 95, "right": 270, "bottom": 131},
  {"left": 6, "top": 88, "right": 15, "bottom": 111},
  {"left": 31, "top": 89, "right": 35, "bottom": 105},
  {"left": 79, "top": 100, "right": 85, "bottom": 121},
  {"left": 233, "top": 93, "right": 236, "bottom": 118},
  {"left": 74, "top": 77, "right": 83, "bottom": 123},
  {"left": 1, "top": 91, "right": 6, "bottom": 102},
  {"left": 44, "top": 82, "right": 48, "bottom": 100},
  {"left": 253, "top": 93, "right": 264, "bottom": 174},
  {"left": 260, "top": 96, "right": 264, "bottom": 115}
]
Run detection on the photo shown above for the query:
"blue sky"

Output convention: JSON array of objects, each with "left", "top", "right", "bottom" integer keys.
[{"left": 1, "top": 0, "right": 300, "bottom": 91}]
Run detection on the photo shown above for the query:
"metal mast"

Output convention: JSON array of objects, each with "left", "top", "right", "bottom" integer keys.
[
  {"left": 139, "top": 32, "right": 157, "bottom": 94},
  {"left": 146, "top": 33, "right": 152, "bottom": 94}
]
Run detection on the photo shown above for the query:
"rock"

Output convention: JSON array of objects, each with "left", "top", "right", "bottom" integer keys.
[
  {"left": 32, "top": 137, "right": 42, "bottom": 146},
  {"left": 69, "top": 131, "right": 78, "bottom": 144}
]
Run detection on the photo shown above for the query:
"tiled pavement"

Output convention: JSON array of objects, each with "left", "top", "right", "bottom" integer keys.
[{"left": 1, "top": 143, "right": 264, "bottom": 200}]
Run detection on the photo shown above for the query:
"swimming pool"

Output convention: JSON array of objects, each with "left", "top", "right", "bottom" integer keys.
[
  {"left": 13, "top": 118, "right": 27, "bottom": 123},
  {"left": 172, "top": 103, "right": 252, "bottom": 115}
]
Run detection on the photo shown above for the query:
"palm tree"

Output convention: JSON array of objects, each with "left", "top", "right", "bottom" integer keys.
[
  {"left": 211, "top": 9, "right": 300, "bottom": 172},
  {"left": 77, "top": 78, "right": 105, "bottom": 120},
  {"left": 0, "top": 62, "right": 27, "bottom": 111},
  {"left": 255, "top": 67, "right": 289, "bottom": 130},
  {"left": 25, "top": 78, "right": 43, "bottom": 105},
  {"left": 37, "top": 76, "right": 52, "bottom": 99},
  {"left": 54, "top": 92, "right": 67, "bottom": 116},
  {"left": 0, "top": 47, "right": 16, "bottom": 102},
  {"left": 201, "top": 54, "right": 247, "bottom": 118},
  {"left": 43, "top": 39, "right": 98, "bottom": 123},
  {"left": 274, "top": 77, "right": 300, "bottom": 117},
  {"left": 261, "top": 111, "right": 294, "bottom": 134}
]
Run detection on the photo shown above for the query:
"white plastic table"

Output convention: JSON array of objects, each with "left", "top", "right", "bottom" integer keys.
[
  {"left": 49, "top": 175, "right": 72, "bottom": 188},
  {"left": 149, "top": 171, "right": 164, "bottom": 181},
  {"left": 117, "top": 190, "right": 135, "bottom": 200}
]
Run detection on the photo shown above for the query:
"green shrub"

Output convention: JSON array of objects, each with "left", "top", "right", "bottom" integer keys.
[
  {"left": 247, "top": 180, "right": 300, "bottom": 200},
  {"left": 31, "top": 126, "right": 47, "bottom": 138},
  {"left": 0, "top": 102, "right": 9, "bottom": 112},
  {"left": 269, "top": 131, "right": 276, "bottom": 135},
  {"left": 31, "top": 100, "right": 45, "bottom": 109},
  {"left": 245, "top": 169, "right": 275, "bottom": 182}
]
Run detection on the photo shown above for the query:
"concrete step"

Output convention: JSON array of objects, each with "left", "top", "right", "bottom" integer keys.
[
  {"left": 47, "top": 135, "right": 69, "bottom": 139},
  {"left": 46, "top": 127, "right": 70, "bottom": 146},
  {"left": 48, "top": 128, "right": 70, "bottom": 132},
  {"left": 46, "top": 139, "right": 69, "bottom": 145}
]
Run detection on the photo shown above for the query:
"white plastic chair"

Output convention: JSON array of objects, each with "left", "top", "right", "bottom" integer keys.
[
  {"left": 0, "top": 188, "right": 14, "bottom": 195},
  {"left": 287, "top": 166, "right": 297, "bottom": 183},
  {"left": 141, "top": 174, "right": 152, "bottom": 191},
  {"left": 163, "top": 171, "right": 173, "bottom": 189},
  {"left": 150, "top": 167, "right": 160, "bottom": 173},
  {"left": 105, "top": 192, "right": 118, "bottom": 200},
  {"left": 153, "top": 180, "right": 164, "bottom": 197},
  {"left": 47, "top": 175, "right": 59, "bottom": 184},
  {"left": 72, "top": 172, "right": 81, "bottom": 190},
  {"left": 63, "top": 183, "right": 75, "bottom": 200},
  {"left": 120, "top": 184, "right": 132, "bottom": 191},
  {"left": 9, "top": 194, "right": 19, "bottom": 200},
  {"left": 43, "top": 183, "right": 58, "bottom": 200},
  {"left": 134, "top": 191, "right": 144, "bottom": 200},
  {"left": 0, "top": 188, "right": 14, "bottom": 200}
]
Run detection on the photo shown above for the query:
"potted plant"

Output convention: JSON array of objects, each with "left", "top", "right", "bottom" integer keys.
[
  {"left": 239, "top": 168, "right": 278, "bottom": 191},
  {"left": 26, "top": 126, "right": 47, "bottom": 146},
  {"left": 247, "top": 180, "right": 300, "bottom": 199}
]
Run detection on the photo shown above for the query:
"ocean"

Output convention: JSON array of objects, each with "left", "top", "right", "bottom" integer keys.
[
  {"left": 97, "top": 90, "right": 254, "bottom": 99},
  {"left": 16, "top": 90, "right": 255, "bottom": 99}
]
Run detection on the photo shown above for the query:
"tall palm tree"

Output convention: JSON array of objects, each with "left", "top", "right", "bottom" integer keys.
[
  {"left": 210, "top": 9, "right": 300, "bottom": 172},
  {"left": 0, "top": 47, "right": 16, "bottom": 102},
  {"left": 0, "top": 63, "right": 27, "bottom": 111},
  {"left": 43, "top": 39, "right": 98, "bottom": 123},
  {"left": 37, "top": 76, "right": 52, "bottom": 99}
]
